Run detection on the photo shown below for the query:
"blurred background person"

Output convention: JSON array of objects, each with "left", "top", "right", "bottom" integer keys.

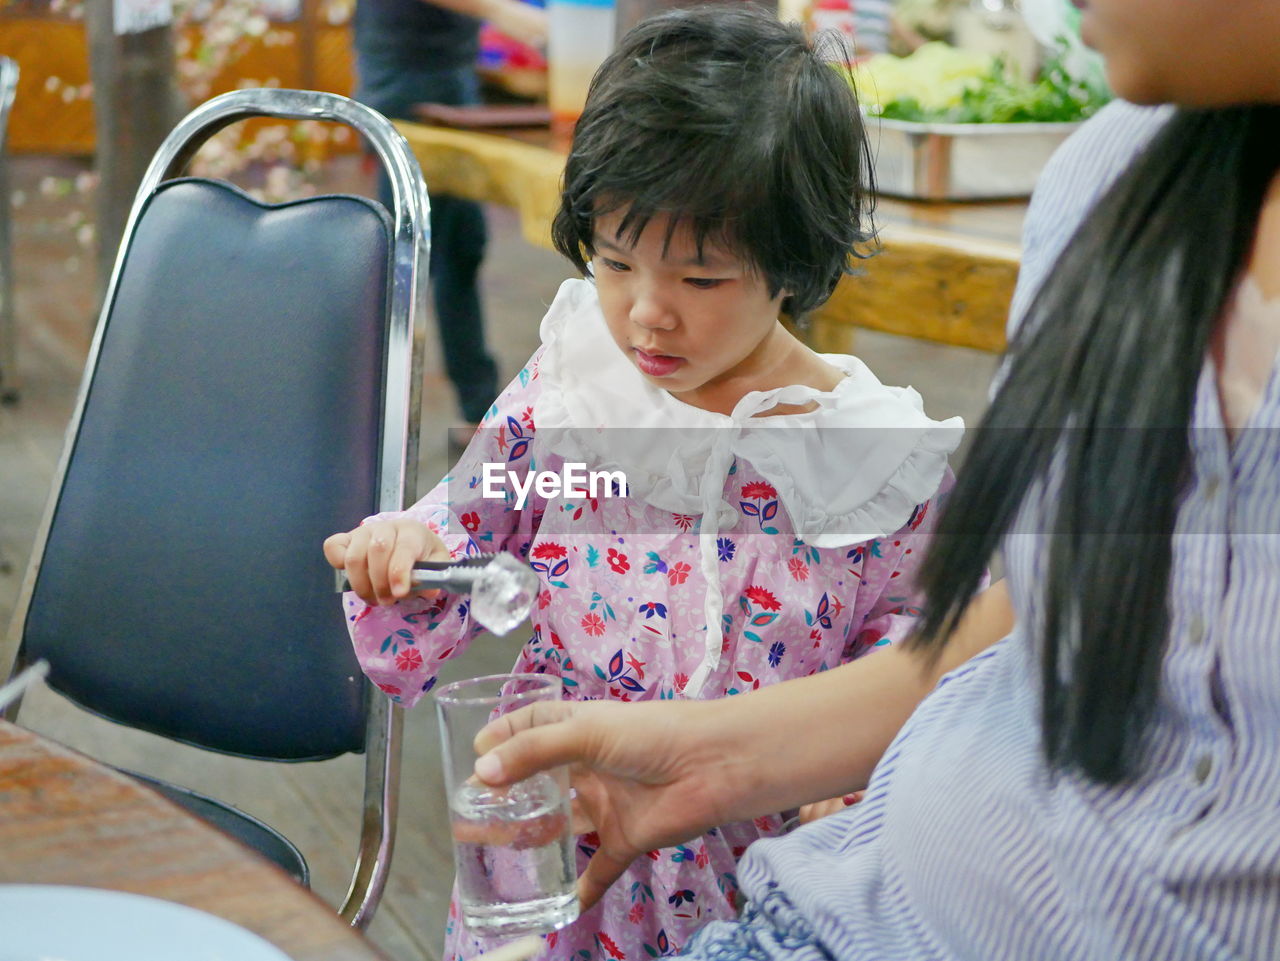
[{"left": 352, "top": 0, "right": 547, "bottom": 445}]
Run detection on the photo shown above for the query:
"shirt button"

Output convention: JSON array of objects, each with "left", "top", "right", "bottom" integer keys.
[
  {"left": 1193, "top": 754, "right": 1214, "bottom": 785},
  {"left": 1188, "top": 615, "right": 1207, "bottom": 647},
  {"left": 1202, "top": 475, "right": 1222, "bottom": 500}
]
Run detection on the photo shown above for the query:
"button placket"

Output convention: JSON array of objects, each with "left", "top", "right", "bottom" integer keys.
[
  {"left": 1187, "top": 613, "right": 1207, "bottom": 647},
  {"left": 1202, "top": 473, "right": 1222, "bottom": 501}
]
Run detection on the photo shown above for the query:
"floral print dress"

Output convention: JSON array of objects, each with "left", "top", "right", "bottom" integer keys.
[{"left": 343, "top": 280, "right": 963, "bottom": 961}]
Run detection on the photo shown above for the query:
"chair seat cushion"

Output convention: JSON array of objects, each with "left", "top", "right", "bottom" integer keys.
[{"left": 126, "top": 769, "right": 310, "bottom": 886}]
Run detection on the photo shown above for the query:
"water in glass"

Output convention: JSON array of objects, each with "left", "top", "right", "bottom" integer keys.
[{"left": 450, "top": 772, "right": 578, "bottom": 935}]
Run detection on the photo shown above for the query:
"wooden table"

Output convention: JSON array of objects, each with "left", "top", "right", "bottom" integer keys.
[
  {"left": 0, "top": 721, "right": 389, "bottom": 961},
  {"left": 396, "top": 120, "right": 1023, "bottom": 354}
]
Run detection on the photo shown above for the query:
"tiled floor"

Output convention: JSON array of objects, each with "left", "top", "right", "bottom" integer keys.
[{"left": 0, "top": 151, "right": 999, "bottom": 961}]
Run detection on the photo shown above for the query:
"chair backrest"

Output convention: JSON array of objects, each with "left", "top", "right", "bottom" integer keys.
[
  {"left": 25, "top": 178, "right": 386, "bottom": 756},
  {"left": 2, "top": 88, "right": 428, "bottom": 927}
]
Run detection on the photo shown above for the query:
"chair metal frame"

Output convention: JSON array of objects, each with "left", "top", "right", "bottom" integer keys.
[
  {"left": 0, "top": 55, "right": 18, "bottom": 404},
  {"left": 2, "top": 88, "right": 430, "bottom": 929}
]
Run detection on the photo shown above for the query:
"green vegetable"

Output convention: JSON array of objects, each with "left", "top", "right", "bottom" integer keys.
[
  {"left": 851, "top": 42, "right": 993, "bottom": 113},
  {"left": 854, "top": 41, "right": 1111, "bottom": 125}
]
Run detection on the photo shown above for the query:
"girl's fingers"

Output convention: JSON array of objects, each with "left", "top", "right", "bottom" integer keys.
[
  {"left": 332, "top": 521, "right": 444, "bottom": 605},
  {"left": 322, "top": 531, "right": 352, "bottom": 569},
  {"left": 401, "top": 528, "right": 453, "bottom": 599},
  {"left": 363, "top": 521, "right": 398, "bottom": 603},
  {"left": 343, "top": 526, "right": 375, "bottom": 603},
  {"left": 387, "top": 526, "right": 428, "bottom": 599},
  {"left": 797, "top": 798, "right": 843, "bottom": 824},
  {"left": 797, "top": 792, "right": 863, "bottom": 825}
]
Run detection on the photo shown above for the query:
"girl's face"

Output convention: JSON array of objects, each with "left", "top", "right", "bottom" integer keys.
[
  {"left": 1076, "top": 0, "right": 1280, "bottom": 106},
  {"left": 591, "top": 209, "right": 790, "bottom": 415}
]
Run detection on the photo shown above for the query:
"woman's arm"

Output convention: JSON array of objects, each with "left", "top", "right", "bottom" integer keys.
[
  {"left": 417, "top": 0, "right": 547, "bottom": 46},
  {"left": 689, "top": 578, "right": 1013, "bottom": 818},
  {"left": 474, "top": 580, "right": 1015, "bottom": 907}
]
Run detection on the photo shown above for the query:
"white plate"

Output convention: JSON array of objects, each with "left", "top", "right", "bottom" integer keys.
[{"left": 0, "top": 885, "right": 295, "bottom": 961}]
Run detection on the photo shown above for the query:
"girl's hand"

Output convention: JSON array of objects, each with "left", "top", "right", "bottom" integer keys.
[
  {"left": 472, "top": 698, "right": 733, "bottom": 911},
  {"left": 797, "top": 792, "right": 864, "bottom": 825},
  {"left": 323, "top": 518, "right": 451, "bottom": 605}
]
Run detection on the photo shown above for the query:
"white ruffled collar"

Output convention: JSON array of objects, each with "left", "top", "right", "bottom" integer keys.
[{"left": 532, "top": 278, "right": 963, "bottom": 547}]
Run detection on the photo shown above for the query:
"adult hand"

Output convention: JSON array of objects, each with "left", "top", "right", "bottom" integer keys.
[
  {"left": 323, "top": 518, "right": 451, "bottom": 605},
  {"left": 481, "top": 0, "right": 548, "bottom": 48},
  {"left": 473, "top": 698, "right": 732, "bottom": 910},
  {"left": 467, "top": 584, "right": 1016, "bottom": 908}
]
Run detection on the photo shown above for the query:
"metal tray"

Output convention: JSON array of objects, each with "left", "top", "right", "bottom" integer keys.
[{"left": 865, "top": 115, "right": 1081, "bottom": 201}]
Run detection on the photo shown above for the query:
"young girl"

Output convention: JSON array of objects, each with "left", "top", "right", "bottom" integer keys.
[
  {"left": 324, "top": 7, "right": 962, "bottom": 960},
  {"left": 463, "top": 2, "right": 1280, "bottom": 959}
]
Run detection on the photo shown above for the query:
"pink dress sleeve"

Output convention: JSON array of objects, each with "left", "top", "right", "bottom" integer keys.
[
  {"left": 342, "top": 351, "right": 545, "bottom": 707},
  {"left": 847, "top": 469, "right": 968, "bottom": 656}
]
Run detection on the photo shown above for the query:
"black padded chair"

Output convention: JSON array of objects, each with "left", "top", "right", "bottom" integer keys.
[{"left": 1, "top": 89, "right": 430, "bottom": 928}]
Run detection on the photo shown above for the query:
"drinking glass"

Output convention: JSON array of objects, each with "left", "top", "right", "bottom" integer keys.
[{"left": 435, "top": 673, "right": 578, "bottom": 937}]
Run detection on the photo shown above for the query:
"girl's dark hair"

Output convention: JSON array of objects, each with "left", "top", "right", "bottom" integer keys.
[
  {"left": 551, "top": 3, "right": 875, "bottom": 318},
  {"left": 911, "top": 105, "right": 1280, "bottom": 784}
]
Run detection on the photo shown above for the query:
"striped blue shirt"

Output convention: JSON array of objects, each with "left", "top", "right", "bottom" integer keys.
[{"left": 683, "top": 102, "right": 1280, "bottom": 961}]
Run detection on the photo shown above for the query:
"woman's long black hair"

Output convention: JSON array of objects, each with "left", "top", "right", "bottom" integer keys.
[{"left": 910, "top": 105, "right": 1280, "bottom": 784}]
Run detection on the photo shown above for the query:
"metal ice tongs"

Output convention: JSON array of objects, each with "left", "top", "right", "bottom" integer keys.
[{"left": 336, "top": 553, "right": 539, "bottom": 635}]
